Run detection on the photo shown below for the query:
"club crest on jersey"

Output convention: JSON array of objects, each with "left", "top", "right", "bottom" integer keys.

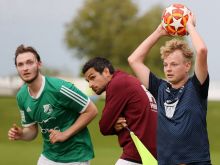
[{"left": 43, "top": 104, "right": 53, "bottom": 115}]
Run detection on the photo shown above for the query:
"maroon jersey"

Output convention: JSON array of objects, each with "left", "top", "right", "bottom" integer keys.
[{"left": 99, "top": 70, "right": 157, "bottom": 162}]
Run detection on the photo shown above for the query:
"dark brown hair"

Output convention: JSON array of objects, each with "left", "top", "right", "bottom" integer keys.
[{"left": 15, "top": 44, "right": 41, "bottom": 66}]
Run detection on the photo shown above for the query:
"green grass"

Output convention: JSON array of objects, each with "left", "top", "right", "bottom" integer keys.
[{"left": 0, "top": 96, "right": 219, "bottom": 164}]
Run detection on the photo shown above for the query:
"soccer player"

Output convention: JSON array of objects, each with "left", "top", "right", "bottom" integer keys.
[
  {"left": 127, "top": 14, "right": 211, "bottom": 164},
  {"left": 8, "top": 45, "right": 98, "bottom": 165},
  {"left": 82, "top": 57, "right": 157, "bottom": 165}
]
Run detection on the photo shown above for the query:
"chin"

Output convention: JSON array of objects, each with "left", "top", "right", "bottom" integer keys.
[
  {"left": 95, "top": 88, "right": 105, "bottom": 95},
  {"left": 95, "top": 91, "right": 102, "bottom": 95}
]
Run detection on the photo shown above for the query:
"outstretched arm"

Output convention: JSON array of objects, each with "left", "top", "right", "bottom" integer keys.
[
  {"left": 187, "top": 14, "right": 208, "bottom": 84},
  {"left": 128, "top": 24, "right": 168, "bottom": 89}
]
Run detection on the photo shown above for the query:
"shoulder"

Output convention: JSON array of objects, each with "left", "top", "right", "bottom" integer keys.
[
  {"left": 108, "top": 71, "right": 141, "bottom": 93},
  {"left": 46, "top": 76, "right": 74, "bottom": 90},
  {"left": 111, "top": 71, "right": 139, "bottom": 85},
  {"left": 16, "top": 84, "right": 28, "bottom": 100}
]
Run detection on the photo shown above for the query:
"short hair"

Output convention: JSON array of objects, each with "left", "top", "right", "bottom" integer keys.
[
  {"left": 15, "top": 44, "right": 41, "bottom": 66},
  {"left": 82, "top": 57, "right": 115, "bottom": 74},
  {"left": 160, "top": 39, "right": 193, "bottom": 62}
]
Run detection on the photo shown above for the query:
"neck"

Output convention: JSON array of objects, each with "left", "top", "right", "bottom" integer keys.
[
  {"left": 28, "top": 74, "right": 43, "bottom": 97},
  {"left": 170, "top": 76, "right": 189, "bottom": 89}
]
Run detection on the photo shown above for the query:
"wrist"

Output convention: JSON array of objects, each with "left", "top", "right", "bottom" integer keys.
[{"left": 187, "top": 24, "right": 196, "bottom": 34}]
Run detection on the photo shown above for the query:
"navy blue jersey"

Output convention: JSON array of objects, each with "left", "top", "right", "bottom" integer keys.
[{"left": 148, "top": 72, "right": 211, "bottom": 165}]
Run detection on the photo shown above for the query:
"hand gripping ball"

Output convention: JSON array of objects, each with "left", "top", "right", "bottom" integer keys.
[{"left": 161, "top": 3, "right": 191, "bottom": 36}]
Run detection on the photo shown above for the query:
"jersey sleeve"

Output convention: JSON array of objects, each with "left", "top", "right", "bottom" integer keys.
[
  {"left": 59, "top": 81, "right": 90, "bottom": 113},
  {"left": 99, "top": 79, "right": 132, "bottom": 135},
  {"left": 16, "top": 95, "right": 36, "bottom": 127},
  {"left": 149, "top": 72, "right": 163, "bottom": 99},
  {"left": 192, "top": 73, "right": 209, "bottom": 99}
]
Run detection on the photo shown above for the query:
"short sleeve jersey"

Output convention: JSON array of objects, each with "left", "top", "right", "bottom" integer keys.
[
  {"left": 16, "top": 76, "right": 94, "bottom": 163},
  {"left": 148, "top": 72, "right": 211, "bottom": 165}
]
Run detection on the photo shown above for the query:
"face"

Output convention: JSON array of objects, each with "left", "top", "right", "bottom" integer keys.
[
  {"left": 163, "top": 50, "right": 191, "bottom": 87},
  {"left": 16, "top": 52, "right": 41, "bottom": 84},
  {"left": 84, "top": 67, "right": 111, "bottom": 95}
]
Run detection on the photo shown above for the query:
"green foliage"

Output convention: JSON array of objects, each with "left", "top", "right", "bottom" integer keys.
[
  {"left": 0, "top": 97, "right": 220, "bottom": 164},
  {"left": 65, "top": 0, "right": 170, "bottom": 76}
]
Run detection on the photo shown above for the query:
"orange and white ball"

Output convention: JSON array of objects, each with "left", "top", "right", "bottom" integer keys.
[{"left": 161, "top": 3, "right": 191, "bottom": 36}]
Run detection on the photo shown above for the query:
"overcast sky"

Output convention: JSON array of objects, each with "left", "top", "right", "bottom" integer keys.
[{"left": 0, "top": 0, "right": 219, "bottom": 80}]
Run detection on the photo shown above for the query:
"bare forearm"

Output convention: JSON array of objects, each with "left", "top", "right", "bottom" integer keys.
[
  {"left": 64, "top": 102, "right": 98, "bottom": 139},
  {"left": 187, "top": 15, "right": 208, "bottom": 83},
  {"left": 21, "top": 125, "right": 38, "bottom": 141},
  {"left": 128, "top": 25, "right": 165, "bottom": 88},
  {"left": 188, "top": 24, "right": 207, "bottom": 57}
]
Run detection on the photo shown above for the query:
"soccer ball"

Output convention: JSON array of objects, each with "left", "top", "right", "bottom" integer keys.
[{"left": 161, "top": 3, "right": 191, "bottom": 36}]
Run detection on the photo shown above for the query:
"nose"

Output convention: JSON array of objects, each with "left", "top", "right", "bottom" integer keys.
[
  {"left": 23, "top": 64, "right": 29, "bottom": 70},
  {"left": 165, "top": 65, "right": 172, "bottom": 72}
]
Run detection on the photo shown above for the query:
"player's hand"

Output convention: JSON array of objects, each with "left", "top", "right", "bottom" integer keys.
[
  {"left": 48, "top": 129, "right": 69, "bottom": 144},
  {"left": 156, "top": 24, "right": 169, "bottom": 36},
  {"left": 8, "top": 124, "right": 23, "bottom": 140},
  {"left": 114, "top": 117, "right": 127, "bottom": 132},
  {"left": 187, "top": 13, "right": 196, "bottom": 27},
  {"left": 186, "top": 13, "right": 196, "bottom": 35}
]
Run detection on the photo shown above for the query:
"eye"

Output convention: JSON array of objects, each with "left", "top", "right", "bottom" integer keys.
[
  {"left": 163, "top": 63, "right": 167, "bottom": 67},
  {"left": 26, "top": 60, "right": 34, "bottom": 65},
  {"left": 90, "top": 75, "right": 96, "bottom": 80},
  {"left": 17, "top": 63, "right": 24, "bottom": 67}
]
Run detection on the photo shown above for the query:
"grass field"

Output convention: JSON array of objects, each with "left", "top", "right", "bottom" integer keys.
[{"left": 0, "top": 96, "right": 219, "bottom": 164}]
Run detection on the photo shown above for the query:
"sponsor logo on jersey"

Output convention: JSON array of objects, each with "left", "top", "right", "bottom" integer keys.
[
  {"left": 38, "top": 117, "right": 59, "bottom": 134},
  {"left": 43, "top": 104, "right": 53, "bottom": 115},
  {"left": 164, "top": 100, "right": 178, "bottom": 118}
]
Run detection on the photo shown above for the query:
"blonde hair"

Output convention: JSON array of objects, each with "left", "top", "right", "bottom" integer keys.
[{"left": 160, "top": 39, "right": 193, "bottom": 62}]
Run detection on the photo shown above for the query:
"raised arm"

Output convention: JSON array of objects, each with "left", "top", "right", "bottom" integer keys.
[
  {"left": 128, "top": 24, "right": 167, "bottom": 89},
  {"left": 187, "top": 14, "right": 208, "bottom": 84}
]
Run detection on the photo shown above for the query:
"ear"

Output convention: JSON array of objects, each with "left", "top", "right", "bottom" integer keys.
[
  {"left": 38, "top": 61, "right": 42, "bottom": 68},
  {"left": 185, "top": 61, "right": 191, "bottom": 73},
  {"left": 103, "top": 67, "right": 110, "bottom": 76}
]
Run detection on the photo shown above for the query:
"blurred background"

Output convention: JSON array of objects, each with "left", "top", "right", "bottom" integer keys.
[{"left": 0, "top": 0, "right": 219, "bottom": 164}]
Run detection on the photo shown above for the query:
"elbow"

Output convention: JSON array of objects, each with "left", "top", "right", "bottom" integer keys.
[
  {"left": 198, "top": 46, "right": 208, "bottom": 56},
  {"left": 99, "top": 122, "right": 112, "bottom": 136},
  {"left": 128, "top": 56, "right": 137, "bottom": 67},
  {"left": 99, "top": 127, "right": 112, "bottom": 136},
  {"left": 128, "top": 56, "right": 134, "bottom": 65}
]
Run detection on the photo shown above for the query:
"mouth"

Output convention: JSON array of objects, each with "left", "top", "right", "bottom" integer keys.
[
  {"left": 166, "top": 74, "right": 174, "bottom": 78},
  {"left": 23, "top": 73, "right": 30, "bottom": 76},
  {"left": 22, "top": 73, "right": 31, "bottom": 78}
]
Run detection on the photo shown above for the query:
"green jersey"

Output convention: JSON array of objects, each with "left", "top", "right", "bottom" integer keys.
[{"left": 16, "top": 76, "right": 94, "bottom": 163}]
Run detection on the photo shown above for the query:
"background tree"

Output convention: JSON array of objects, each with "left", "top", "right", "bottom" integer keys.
[{"left": 65, "top": 0, "right": 170, "bottom": 77}]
